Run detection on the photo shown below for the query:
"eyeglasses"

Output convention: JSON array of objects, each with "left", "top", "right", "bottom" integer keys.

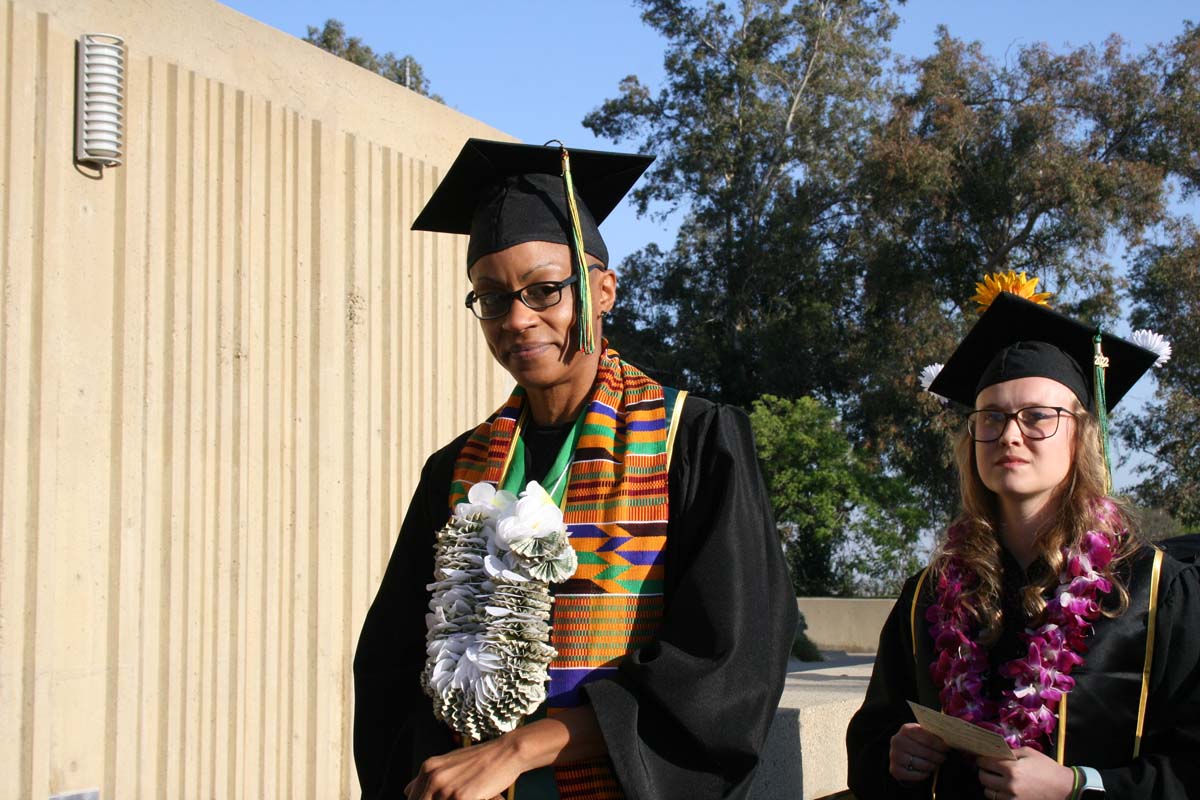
[
  {"left": 967, "top": 406, "right": 1077, "bottom": 443},
  {"left": 464, "top": 274, "right": 579, "bottom": 320},
  {"left": 464, "top": 265, "right": 602, "bottom": 321}
]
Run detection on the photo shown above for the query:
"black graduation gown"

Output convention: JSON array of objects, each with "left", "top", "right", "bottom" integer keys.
[
  {"left": 846, "top": 545, "right": 1200, "bottom": 799},
  {"left": 1161, "top": 533, "right": 1200, "bottom": 565},
  {"left": 353, "top": 396, "right": 797, "bottom": 800}
]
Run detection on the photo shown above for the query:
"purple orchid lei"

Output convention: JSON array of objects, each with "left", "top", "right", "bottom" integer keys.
[{"left": 927, "top": 503, "right": 1122, "bottom": 751}]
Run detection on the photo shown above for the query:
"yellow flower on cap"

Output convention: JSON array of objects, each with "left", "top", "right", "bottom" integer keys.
[{"left": 970, "top": 271, "right": 1053, "bottom": 313}]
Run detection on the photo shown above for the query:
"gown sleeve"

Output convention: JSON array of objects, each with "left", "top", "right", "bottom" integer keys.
[
  {"left": 352, "top": 432, "right": 470, "bottom": 800},
  {"left": 1094, "top": 560, "right": 1200, "bottom": 799},
  {"left": 581, "top": 399, "right": 798, "bottom": 800},
  {"left": 845, "top": 574, "right": 933, "bottom": 799}
]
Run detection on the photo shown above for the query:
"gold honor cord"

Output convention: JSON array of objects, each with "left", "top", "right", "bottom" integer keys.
[
  {"left": 557, "top": 144, "right": 597, "bottom": 354},
  {"left": 665, "top": 390, "right": 689, "bottom": 470},
  {"left": 1056, "top": 695, "right": 1068, "bottom": 764},
  {"left": 1134, "top": 548, "right": 1165, "bottom": 759}
]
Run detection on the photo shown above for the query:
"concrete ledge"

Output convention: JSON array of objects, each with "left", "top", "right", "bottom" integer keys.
[
  {"left": 750, "top": 654, "right": 873, "bottom": 800},
  {"left": 797, "top": 597, "right": 896, "bottom": 653}
]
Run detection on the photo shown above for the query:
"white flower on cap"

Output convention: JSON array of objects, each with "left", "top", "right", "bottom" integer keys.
[
  {"left": 918, "top": 362, "right": 944, "bottom": 391},
  {"left": 1130, "top": 329, "right": 1172, "bottom": 368},
  {"left": 918, "top": 363, "right": 949, "bottom": 404}
]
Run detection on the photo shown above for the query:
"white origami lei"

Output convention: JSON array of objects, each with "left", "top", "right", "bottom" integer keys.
[{"left": 422, "top": 480, "right": 578, "bottom": 741}]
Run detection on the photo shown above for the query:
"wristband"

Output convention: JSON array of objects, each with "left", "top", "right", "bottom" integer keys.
[{"left": 1068, "top": 766, "right": 1081, "bottom": 800}]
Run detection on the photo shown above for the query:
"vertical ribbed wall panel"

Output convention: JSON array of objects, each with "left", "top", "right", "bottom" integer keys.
[{"left": 0, "top": 2, "right": 511, "bottom": 797}]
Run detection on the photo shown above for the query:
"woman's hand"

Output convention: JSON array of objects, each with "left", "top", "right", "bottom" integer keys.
[
  {"left": 405, "top": 705, "right": 606, "bottom": 800},
  {"left": 976, "top": 747, "right": 1076, "bottom": 800},
  {"left": 889, "top": 722, "right": 949, "bottom": 783},
  {"left": 404, "top": 736, "right": 523, "bottom": 800}
]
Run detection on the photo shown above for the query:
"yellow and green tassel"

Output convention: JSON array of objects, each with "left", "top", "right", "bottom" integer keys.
[{"left": 558, "top": 145, "right": 597, "bottom": 354}]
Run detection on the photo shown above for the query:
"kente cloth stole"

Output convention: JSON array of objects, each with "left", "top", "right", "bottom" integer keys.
[{"left": 449, "top": 347, "right": 680, "bottom": 800}]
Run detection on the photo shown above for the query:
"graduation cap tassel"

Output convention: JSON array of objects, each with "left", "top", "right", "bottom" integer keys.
[
  {"left": 1093, "top": 332, "right": 1113, "bottom": 493},
  {"left": 558, "top": 145, "right": 597, "bottom": 354}
]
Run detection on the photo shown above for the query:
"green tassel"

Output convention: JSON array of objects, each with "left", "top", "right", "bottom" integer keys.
[
  {"left": 558, "top": 145, "right": 596, "bottom": 354},
  {"left": 1093, "top": 332, "right": 1112, "bottom": 492}
]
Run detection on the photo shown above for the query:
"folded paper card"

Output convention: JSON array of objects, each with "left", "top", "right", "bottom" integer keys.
[{"left": 907, "top": 701, "right": 1018, "bottom": 760}]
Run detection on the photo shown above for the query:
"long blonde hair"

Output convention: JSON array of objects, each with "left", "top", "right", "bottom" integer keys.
[{"left": 931, "top": 406, "right": 1140, "bottom": 645}]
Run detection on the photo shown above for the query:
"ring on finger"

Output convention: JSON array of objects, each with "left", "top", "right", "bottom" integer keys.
[{"left": 906, "top": 755, "right": 915, "bottom": 771}]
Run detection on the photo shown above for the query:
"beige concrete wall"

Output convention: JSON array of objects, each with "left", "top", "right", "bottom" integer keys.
[
  {"left": 797, "top": 597, "right": 897, "bottom": 653},
  {"left": 0, "top": 1, "right": 511, "bottom": 798}
]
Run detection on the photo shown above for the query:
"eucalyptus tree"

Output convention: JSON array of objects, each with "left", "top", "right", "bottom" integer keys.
[
  {"left": 586, "top": 0, "right": 901, "bottom": 406},
  {"left": 853, "top": 23, "right": 1200, "bottom": 515}
]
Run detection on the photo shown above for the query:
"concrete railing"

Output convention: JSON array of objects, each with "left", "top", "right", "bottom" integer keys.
[{"left": 797, "top": 596, "right": 896, "bottom": 653}]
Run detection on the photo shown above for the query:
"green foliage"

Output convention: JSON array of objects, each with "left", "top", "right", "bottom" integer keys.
[
  {"left": 588, "top": 3, "right": 1200, "bottom": 542},
  {"left": 1120, "top": 217, "right": 1200, "bottom": 527},
  {"left": 303, "top": 19, "right": 444, "bottom": 103},
  {"left": 791, "top": 634, "right": 822, "bottom": 661},
  {"left": 792, "top": 611, "right": 823, "bottom": 662},
  {"left": 750, "top": 395, "right": 928, "bottom": 596}
]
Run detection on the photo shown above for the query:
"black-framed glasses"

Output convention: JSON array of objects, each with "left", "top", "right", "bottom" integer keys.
[
  {"left": 464, "top": 274, "right": 579, "bottom": 320},
  {"left": 966, "top": 406, "right": 1077, "bottom": 443},
  {"left": 464, "top": 265, "right": 604, "bottom": 320}
]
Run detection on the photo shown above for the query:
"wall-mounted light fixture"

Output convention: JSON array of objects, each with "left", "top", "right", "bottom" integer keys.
[{"left": 75, "top": 34, "right": 125, "bottom": 169}]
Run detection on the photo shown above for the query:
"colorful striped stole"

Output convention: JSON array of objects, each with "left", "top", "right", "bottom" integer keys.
[{"left": 448, "top": 346, "right": 680, "bottom": 800}]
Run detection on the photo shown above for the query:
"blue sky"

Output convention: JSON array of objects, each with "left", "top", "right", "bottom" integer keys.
[
  {"left": 221, "top": 0, "right": 1197, "bottom": 490},
  {"left": 220, "top": 0, "right": 1197, "bottom": 260}
]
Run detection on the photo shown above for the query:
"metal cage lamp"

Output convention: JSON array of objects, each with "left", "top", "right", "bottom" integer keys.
[{"left": 74, "top": 33, "right": 125, "bottom": 169}]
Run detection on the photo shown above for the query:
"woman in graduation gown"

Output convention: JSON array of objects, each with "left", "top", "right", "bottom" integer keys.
[
  {"left": 846, "top": 278, "right": 1200, "bottom": 799},
  {"left": 353, "top": 138, "right": 796, "bottom": 800}
]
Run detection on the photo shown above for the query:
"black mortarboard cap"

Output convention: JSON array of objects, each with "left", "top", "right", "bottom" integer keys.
[
  {"left": 410, "top": 138, "right": 654, "bottom": 269},
  {"left": 928, "top": 292, "right": 1158, "bottom": 411}
]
